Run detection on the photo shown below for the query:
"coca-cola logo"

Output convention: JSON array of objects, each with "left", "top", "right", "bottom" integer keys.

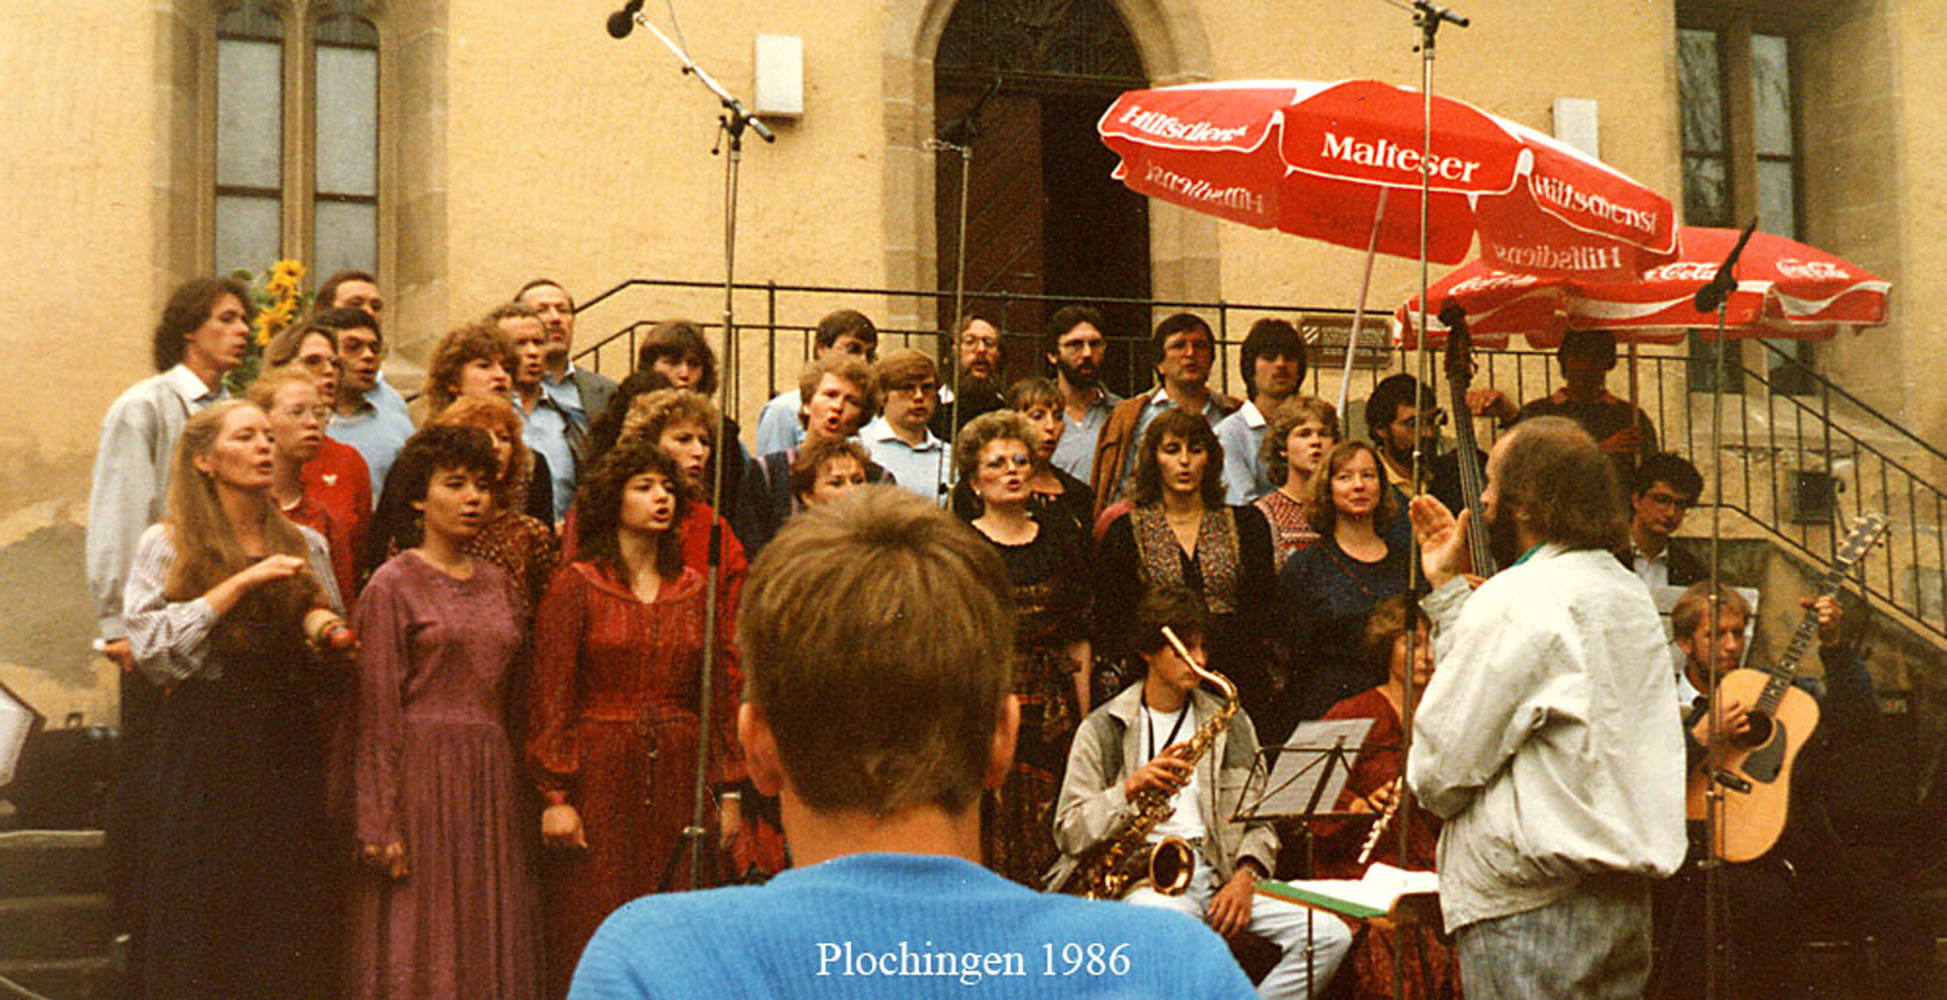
[
  {"left": 1645, "top": 262, "right": 1719, "bottom": 282},
  {"left": 1451, "top": 273, "right": 1542, "bottom": 295},
  {"left": 1775, "top": 258, "right": 1851, "bottom": 281}
]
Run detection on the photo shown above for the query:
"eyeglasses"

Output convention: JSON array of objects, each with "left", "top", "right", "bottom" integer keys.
[
  {"left": 889, "top": 382, "right": 938, "bottom": 396},
  {"left": 1643, "top": 491, "right": 1695, "bottom": 512},
  {"left": 1394, "top": 410, "right": 1448, "bottom": 430}
]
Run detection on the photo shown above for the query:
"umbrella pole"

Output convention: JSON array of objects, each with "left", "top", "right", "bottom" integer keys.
[{"left": 1337, "top": 188, "right": 1391, "bottom": 419}]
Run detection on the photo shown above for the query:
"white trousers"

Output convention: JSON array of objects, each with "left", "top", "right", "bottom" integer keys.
[{"left": 1124, "top": 853, "right": 1352, "bottom": 1000}]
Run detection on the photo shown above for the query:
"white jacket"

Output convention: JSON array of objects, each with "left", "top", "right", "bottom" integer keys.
[{"left": 1407, "top": 544, "right": 1686, "bottom": 932}]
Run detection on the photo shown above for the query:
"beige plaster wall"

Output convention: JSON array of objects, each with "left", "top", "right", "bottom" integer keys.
[
  {"left": 0, "top": 0, "right": 165, "bottom": 722},
  {"left": 1199, "top": 1, "right": 1682, "bottom": 323},
  {"left": 1891, "top": 0, "right": 1947, "bottom": 451}
]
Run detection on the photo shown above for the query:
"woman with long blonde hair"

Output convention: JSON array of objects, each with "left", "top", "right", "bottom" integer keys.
[{"left": 121, "top": 399, "right": 347, "bottom": 1000}]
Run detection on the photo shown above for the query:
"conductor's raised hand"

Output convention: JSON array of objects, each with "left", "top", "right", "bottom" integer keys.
[
  {"left": 1408, "top": 495, "right": 1470, "bottom": 588},
  {"left": 1123, "top": 749, "right": 1195, "bottom": 800}
]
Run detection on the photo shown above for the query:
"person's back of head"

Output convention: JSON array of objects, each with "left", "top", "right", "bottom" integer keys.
[
  {"left": 1494, "top": 415, "right": 1626, "bottom": 551},
  {"left": 739, "top": 485, "right": 1013, "bottom": 818}
]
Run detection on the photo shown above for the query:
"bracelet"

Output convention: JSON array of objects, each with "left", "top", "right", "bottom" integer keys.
[{"left": 719, "top": 790, "right": 743, "bottom": 802}]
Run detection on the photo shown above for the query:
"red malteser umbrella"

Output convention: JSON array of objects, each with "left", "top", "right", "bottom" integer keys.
[
  {"left": 1098, "top": 79, "right": 1679, "bottom": 282},
  {"left": 1394, "top": 226, "right": 1893, "bottom": 348}
]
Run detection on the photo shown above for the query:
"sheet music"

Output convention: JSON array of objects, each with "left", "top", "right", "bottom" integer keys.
[{"left": 1239, "top": 718, "right": 1375, "bottom": 819}]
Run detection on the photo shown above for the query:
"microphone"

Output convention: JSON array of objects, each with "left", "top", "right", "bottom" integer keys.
[
  {"left": 606, "top": 0, "right": 643, "bottom": 39},
  {"left": 1694, "top": 219, "right": 1759, "bottom": 314}
]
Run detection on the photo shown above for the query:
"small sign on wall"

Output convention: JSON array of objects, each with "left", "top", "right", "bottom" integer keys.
[{"left": 1302, "top": 314, "right": 1392, "bottom": 369}]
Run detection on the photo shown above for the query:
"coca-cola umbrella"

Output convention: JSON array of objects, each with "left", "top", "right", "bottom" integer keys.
[
  {"left": 1394, "top": 226, "right": 1892, "bottom": 348},
  {"left": 1098, "top": 79, "right": 1679, "bottom": 282}
]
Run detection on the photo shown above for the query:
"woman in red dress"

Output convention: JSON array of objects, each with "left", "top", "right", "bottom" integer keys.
[
  {"left": 528, "top": 438, "right": 745, "bottom": 1000},
  {"left": 1313, "top": 592, "right": 1460, "bottom": 1000}
]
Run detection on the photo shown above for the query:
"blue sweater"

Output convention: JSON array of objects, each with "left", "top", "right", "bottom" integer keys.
[{"left": 569, "top": 852, "right": 1256, "bottom": 999}]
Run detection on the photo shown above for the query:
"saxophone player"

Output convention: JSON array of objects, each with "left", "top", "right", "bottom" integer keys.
[{"left": 1052, "top": 586, "right": 1352, "bottom": 999}]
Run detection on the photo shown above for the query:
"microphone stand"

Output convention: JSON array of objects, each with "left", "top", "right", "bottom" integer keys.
[
  {"left": 610, "top": 4, "right": 774, "bottom": 891},
  {"left": 1376, "top": 3, "right": 1466, "bottom": 999},
  {"left": 926, "top": 75, "right": 997, "bottom": 471},
  {"left": 1697, "top": 218, "right": 1752, "bottom": 1000}
]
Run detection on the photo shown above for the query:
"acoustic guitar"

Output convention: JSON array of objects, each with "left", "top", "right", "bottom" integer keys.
[{"left": 1684, "top": 512, "right": 1888, "bottom": 862}]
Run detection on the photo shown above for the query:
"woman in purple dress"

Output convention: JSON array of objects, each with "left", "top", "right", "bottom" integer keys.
[{"left": 347, "top": 426, "right": 541, "bottom": 1000}]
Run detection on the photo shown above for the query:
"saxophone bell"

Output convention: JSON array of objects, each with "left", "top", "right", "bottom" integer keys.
[{"left": 1146, "top": 837, "right": 1196, "bottom": 896}]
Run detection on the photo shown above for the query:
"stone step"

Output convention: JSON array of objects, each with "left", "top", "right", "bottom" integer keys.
[
  {"left": 0, "top": 957, "right": 116, "bottom": 1000},
  {"left": 0, "top": 830, "right": 106, "bottom": 898},
  {"left": 0, "top": 894, "right": 112, "bottom": 962}
]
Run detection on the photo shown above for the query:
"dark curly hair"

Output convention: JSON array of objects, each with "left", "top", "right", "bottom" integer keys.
[
  {"left": 1130, "top": 407, "right": 1225, "bottom": 509},
  {"left": 573, "top": 437, "right": 690, "bottom": 583},
  {"left": 362, "top": 425, "right": 501, "bottom": 572},
  {"left": 153, "top": 277, "right": 254, "bottom": 372},
  {"left": 585, "top": 369, "right": 675, "bottom": 467}
]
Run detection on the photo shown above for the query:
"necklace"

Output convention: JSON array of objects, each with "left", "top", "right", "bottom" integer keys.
[{"left": 1144, "top": 695, "right": 1191, "bottom": 762}]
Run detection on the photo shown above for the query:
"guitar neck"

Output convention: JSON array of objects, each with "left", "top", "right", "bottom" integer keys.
[
  {"left": 1755, "top": 513, "right": 1886, "bottom": 713},
  {"left": 1448, "top": 383, "right": 1497, "bottom": 577}
]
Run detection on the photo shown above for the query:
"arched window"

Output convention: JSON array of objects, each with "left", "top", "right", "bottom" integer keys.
[{"left": 211, "top": 1, "right": 382, "bottom": 278}]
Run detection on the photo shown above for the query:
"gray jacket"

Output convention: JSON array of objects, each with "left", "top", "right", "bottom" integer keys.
[{"left": 1049, "top": 683, "right": 1278, "bottom": 889}]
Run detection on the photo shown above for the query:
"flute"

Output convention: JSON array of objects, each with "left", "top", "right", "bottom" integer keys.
[{"left": 1356, "top": 779, "right": 1402, "bottom": 866}]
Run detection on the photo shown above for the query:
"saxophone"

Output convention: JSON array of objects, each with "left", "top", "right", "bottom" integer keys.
[{"left": 1050, "top": 627, "right": 1240, "bottom": 900}]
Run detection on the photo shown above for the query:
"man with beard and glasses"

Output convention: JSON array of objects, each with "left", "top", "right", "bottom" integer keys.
[
  {"left": 931, "top": 314, "right": 1007, "bottom": 443},
  {"left": 1406, "top": 416, "right": 1684, "bottom": 998},
  {"left": 1043, "top": 306, "right": 1119, "bottom": 481}
]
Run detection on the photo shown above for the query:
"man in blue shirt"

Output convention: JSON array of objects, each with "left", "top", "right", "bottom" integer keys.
[
  {"left": 493, "top": 301, "right": 577, "bottom": 522},
  {"left": 570, "top": 487, "right": 1255, "bottom": 1000},
  {"left": 517, "top": 277, "right": 619, "bottom": 430},
  {"left": 755, "top": 308, "right": 880, "bottom": 456},
  {"left": 317, "top": 303, "right": 413, "bottom": 506},
  {"left": 861, "top": 348, "right": 953, "bottom": 504},
  {"left": 1214, "top": 319, "right": 1307, "bottom": 505}
]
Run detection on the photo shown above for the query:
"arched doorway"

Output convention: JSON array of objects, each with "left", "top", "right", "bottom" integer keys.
[{"left": 933, "top": 0, "right": 1153, "bottom": 394}]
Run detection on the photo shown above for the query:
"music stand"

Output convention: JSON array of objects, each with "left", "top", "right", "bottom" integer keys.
[{"left": 1233, "top": 719, "right": 1380, "bottom": 996}]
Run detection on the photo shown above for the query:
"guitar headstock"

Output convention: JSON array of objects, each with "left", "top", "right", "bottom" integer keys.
[
  {"left": 1831, "top": 513, "right": 1890, "bottom": 578},
  {"left": 1439, "top": 299, "right": 1473, "bottom": 390}
]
